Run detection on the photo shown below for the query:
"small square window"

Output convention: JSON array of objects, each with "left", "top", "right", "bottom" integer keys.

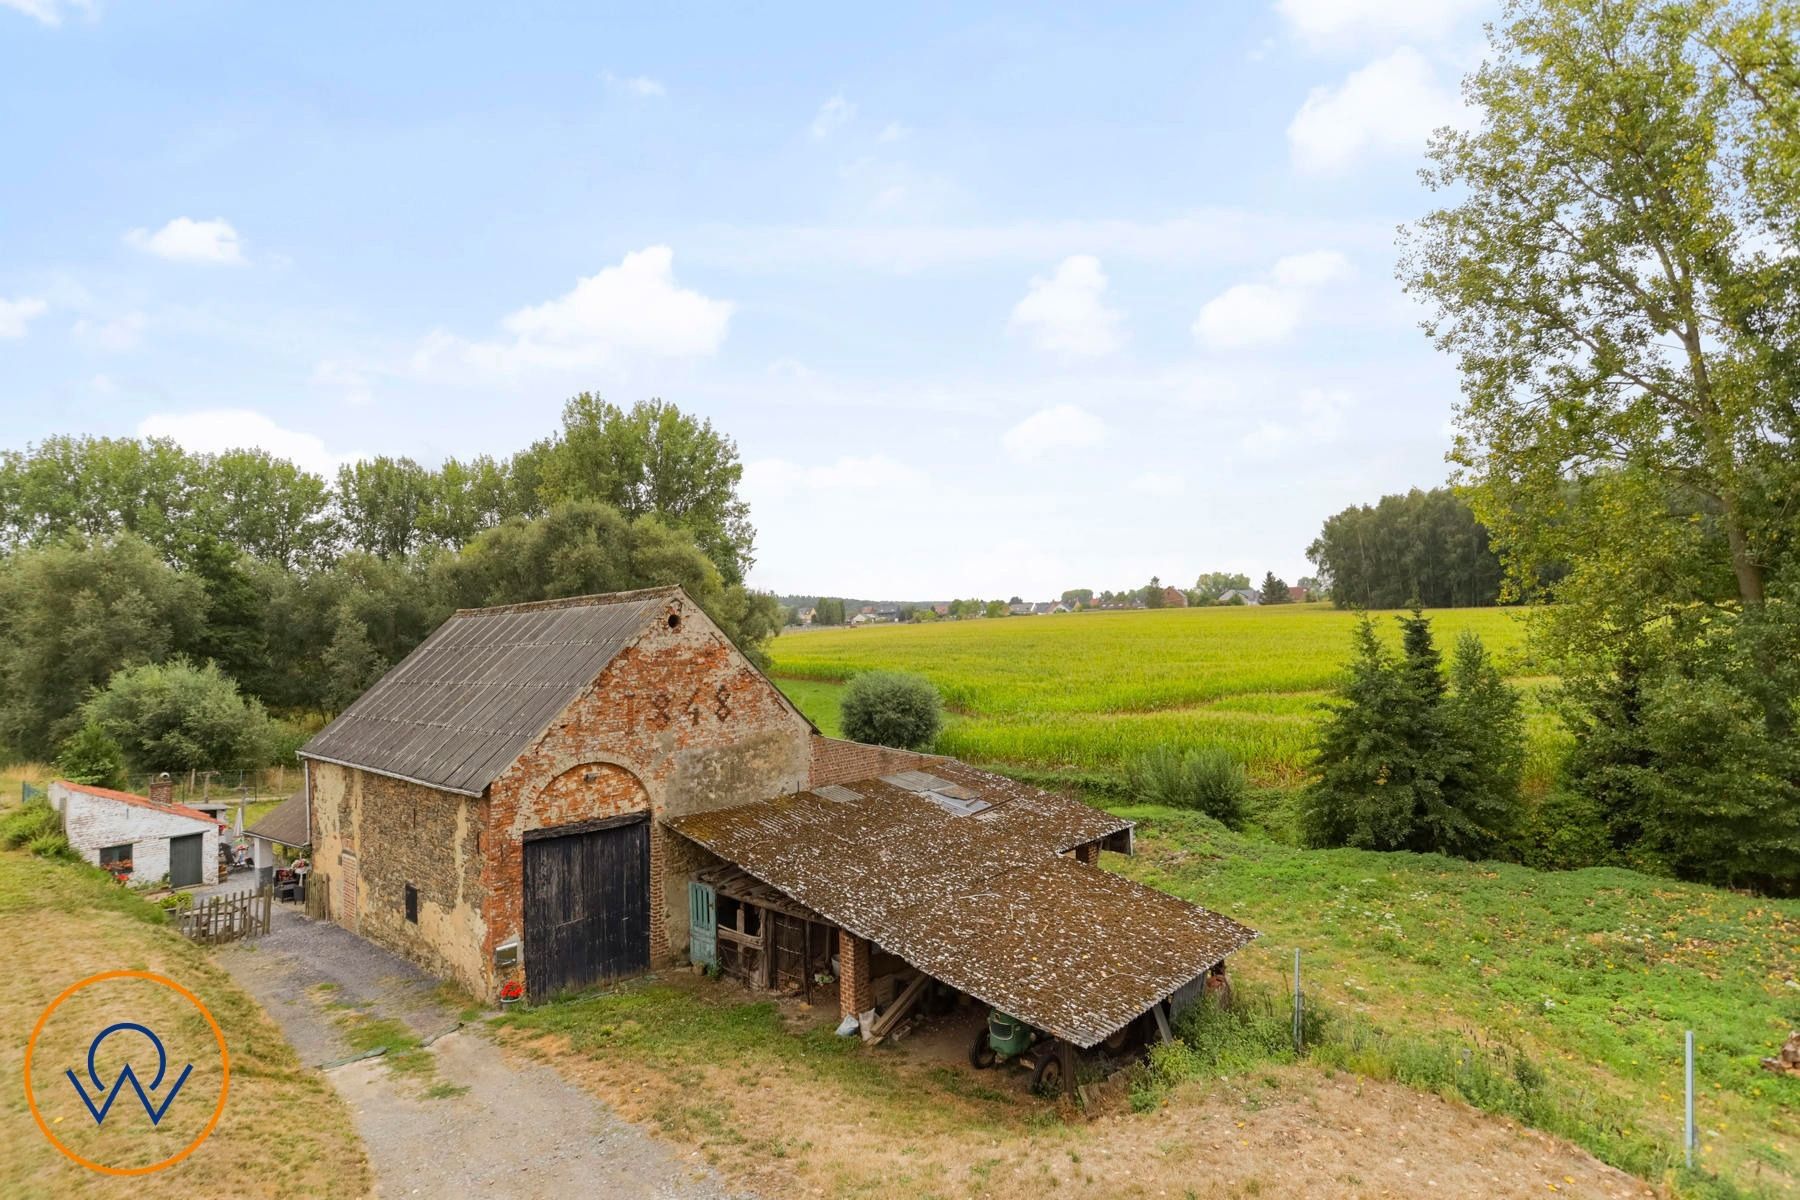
[
  {"left": 100, "top": 844, "right": 132, "bottom": 873},
  {"left": 404, "top": 884, "right": 418, "bottom": 924}
]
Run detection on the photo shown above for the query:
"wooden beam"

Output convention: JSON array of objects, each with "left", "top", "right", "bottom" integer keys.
[
  {"left": 865, "top": 971, "right": 931, "bottom": 1041},
  {"left": 715, "top": 926, "right": 764, "bottom": 949},
  {"left": 1152, "top": 1002, "right": 1174, "bottom": 1045}
]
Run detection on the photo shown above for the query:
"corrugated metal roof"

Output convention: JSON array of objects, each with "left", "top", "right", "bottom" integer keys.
[
  {"left": 299, "top": 588, "right": 677, "bottom": 796},
  {"left": 669, "top": 767, "right": 1256, "bottom": 1047},
  {"left": 246, "top": 791, "right": 309, "bottom": 847}
]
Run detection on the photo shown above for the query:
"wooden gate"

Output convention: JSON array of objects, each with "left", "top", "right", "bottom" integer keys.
[
  {"left": 169, "top": 833, "right": 204, "bottom": 888},
  {"left": 178, "top": 884, "right": 273, "bottom": 944},
  {"left": 523, "top": 814, "right": 650, "bottom": 999}
]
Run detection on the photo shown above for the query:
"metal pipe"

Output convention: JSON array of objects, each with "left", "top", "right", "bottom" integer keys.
[{"left": 1685, "top": 1029, "right": 1695, "bottom": 1168}]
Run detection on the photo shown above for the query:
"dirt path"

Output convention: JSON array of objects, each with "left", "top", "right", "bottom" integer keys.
[{"left": 217, "top": 910, "right": 742, "bottom": 1199}]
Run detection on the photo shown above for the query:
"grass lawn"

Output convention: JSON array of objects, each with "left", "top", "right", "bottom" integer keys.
[
  {"left": 769, "top": 604, "right": 1563, "bottom": 787},
  {"left": 1113, "top": 807, "right": 1800, "bottom": 1196},
  {"left": 774, "top": 677, "right": 849, "bottom": 739},
  {"left": 0, "top": 850, "right": 370, "bottom": 1198}
]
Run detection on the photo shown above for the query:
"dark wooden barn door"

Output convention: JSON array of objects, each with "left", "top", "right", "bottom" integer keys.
[
  {"left": 169, "top": 833, "right": 204, "bottom": 888},
  {"left": 523, "top": 815, "right": 650, "bottom": 999}
]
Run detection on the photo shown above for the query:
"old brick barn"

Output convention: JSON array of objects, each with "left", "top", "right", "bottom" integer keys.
[{"left": 298, "top": 586, "right": 1254, "bottom": 1058}]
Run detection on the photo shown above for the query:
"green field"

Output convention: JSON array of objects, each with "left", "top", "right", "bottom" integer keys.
[{"left": 771, "top": 604, "right": 1559, "bottom": 786}]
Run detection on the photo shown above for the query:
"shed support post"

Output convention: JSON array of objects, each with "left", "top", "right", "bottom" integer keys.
[
  {"left": 1153, "top": 1002, "right": 1174, "bottom": 1045},
  {"left": 838, "top": 929, "right": 872, "bottom": 1023}
]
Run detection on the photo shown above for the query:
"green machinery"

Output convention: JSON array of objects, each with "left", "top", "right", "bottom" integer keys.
[{"left": 968, "top": 1009, "right": 1066, "bottom": 1093}]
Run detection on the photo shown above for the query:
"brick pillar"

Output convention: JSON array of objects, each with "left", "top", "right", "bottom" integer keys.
[
  {"left": 148, "top": 773, "right": 173, "bottom": 807},
  {"left": 838, "top": 929, "right": 872, "bottom": 1019},
  {"left": 1075, "top": 840, "right": 1100, "bottom": 865},
  {"left": 648, "top": 822, "right": 671, "bottom": 963}
]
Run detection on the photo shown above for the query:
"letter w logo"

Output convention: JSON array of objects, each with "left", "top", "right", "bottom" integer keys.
[{"left": 65, "top": 1022, "right": 193, "bottom": 1127}]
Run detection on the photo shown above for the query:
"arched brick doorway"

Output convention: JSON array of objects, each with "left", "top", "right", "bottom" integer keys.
[{"left": 522, "top": 763, "right": 651, "bottom": 998}]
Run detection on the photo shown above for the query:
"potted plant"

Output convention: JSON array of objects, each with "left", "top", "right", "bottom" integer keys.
[{"left": 498, "top": 979, "right": 524, "bottom": 1008}]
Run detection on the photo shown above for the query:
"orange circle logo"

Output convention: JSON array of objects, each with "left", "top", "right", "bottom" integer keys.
[{"left": 23, "top": 970, "right": 230, "bottom": 1176}]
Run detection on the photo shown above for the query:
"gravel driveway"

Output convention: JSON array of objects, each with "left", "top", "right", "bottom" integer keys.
[{"left": 218, "top": 908, "right": 742, "bottom": 1199}]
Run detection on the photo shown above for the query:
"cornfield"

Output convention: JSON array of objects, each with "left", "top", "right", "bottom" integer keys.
[{"left": 770, "top": 604, "right": 1566, "bottom": 787}]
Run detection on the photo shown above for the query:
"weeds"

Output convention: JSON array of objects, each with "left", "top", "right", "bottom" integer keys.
[
  {"left": 1128, "top": 745, "right": 1247, "bottom": 826},
  {"left": 0, "top": 800, "right": 73, "bottom": 859}
]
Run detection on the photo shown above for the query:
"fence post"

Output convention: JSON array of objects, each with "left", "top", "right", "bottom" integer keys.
[
  {"left": 1292, "top": 948, "right": 1303, "bottom": 1053},
  {"left": 1685, "top": 1029, "right": 1695, "bottom": 1168}
]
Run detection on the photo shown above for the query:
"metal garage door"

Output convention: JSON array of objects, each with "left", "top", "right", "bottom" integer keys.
[
  {"left": 169, "top": 833, "right": 204, "bottom": 888},
  {"left": 523, "top": 814, "right": 650, "bottom": 999}
]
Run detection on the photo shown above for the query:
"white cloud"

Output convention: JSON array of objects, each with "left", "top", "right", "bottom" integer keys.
[
  {"left": 312, "top": 359, "right": 374, "bottom": 407},
  {"left": 137, "top": 409, "right": 359, "bottom": 477},
  {"left": 1287, "top": 47, "right": 1461, "bottom": 174},
  {"left": 1193, "top": 284, "right": 1303, "bottom": 349},
  {"left": 877, "top": 121, "right": 909, "bottom": 143},
  {"left": 124, "top": 217, "right": 247, "bottom": 265},
  {"left": 1271, "top": 249, "right": 1353, "bottom": 288},
  {"left": 1129, "top": 472, "right": 1185, "bottom": 498},
  {"left": 1274, "top": 0, "right": 1488, "bottom": 50},
  {"left": 1, "top": 0, "right": 93, "bottom": 26},
  {"left": 413, "top": 246, "right": 733, "bottom": 376},
  {"left": 1192, "top": 250, "right": 1352, "bottom": 350},
  {"left": 1240, "top": 387, "right": 1355, "bottom": 458},
  {"left": 742, "top": 455, "right": 925, "bottom": 502},
  {"left": 0, "top": 295, "right": 48, "bottom": 338},
  {"left": 810, "top": 94, "right": 856, "bottom": 139},
  {"left": 604, "top": 72, "right": 666, "bottom": 98},
  {"left": 1008, "top": 255, "right": 1124, "bottom": 358},
  {"left": 1002, "top": 404, "right": 1106, "bottom": 462},
  {"left": 71, "top": 311, "right": 146, "bottom": 352}
]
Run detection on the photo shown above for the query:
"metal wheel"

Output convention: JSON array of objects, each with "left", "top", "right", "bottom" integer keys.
[
  {"left": 1030, "top": 1049, "right": 1064, "bottom": 1095},
  {"left": 969, "top": 1025, "right": 997, "bottom": 1069}
]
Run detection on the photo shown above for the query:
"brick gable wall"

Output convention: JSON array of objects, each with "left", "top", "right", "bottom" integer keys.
[{"left": 807, "top": 736, "right": 941, "bottom": 788}]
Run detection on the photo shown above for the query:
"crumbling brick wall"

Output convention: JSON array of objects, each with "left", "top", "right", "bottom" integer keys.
[
  {"left": 807, "top": 736, "right": 942, "bottom": 788},
  {"left": 305, "top": 760, "right": 490, "bottom": 996}
]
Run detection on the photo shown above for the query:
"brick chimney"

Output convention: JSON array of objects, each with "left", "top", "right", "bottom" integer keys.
[{"left": 148, "top": 772, "right": 173, "bottom": 807}]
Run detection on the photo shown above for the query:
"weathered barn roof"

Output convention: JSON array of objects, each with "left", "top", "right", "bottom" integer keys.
[
  {"left": 668, "top": 768, "right": 1256, "bottom": 1047},
  {"left": 246, "top": 791, "right": 310, "bottom": 847},
  {"left": 299, "top": 588, "right": 681, "bottom": 796}
]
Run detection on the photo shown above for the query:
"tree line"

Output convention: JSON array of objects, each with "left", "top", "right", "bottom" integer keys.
[
  {"left": 0, "top": 397, "right": 779, "bottom": 776},
  {"left": 1307, "top": 488, "right": 1505, "bottom": 609}
]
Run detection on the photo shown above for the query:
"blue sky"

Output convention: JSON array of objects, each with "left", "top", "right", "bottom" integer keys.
[{"left": 0, "top": 0, "right": 1491, "bottom": 598}]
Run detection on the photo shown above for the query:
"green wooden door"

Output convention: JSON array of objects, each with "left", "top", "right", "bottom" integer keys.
[
  {"left": 688, "top": 881, "right": 716, "bottom": 968},
  {"left": 169, "top": 833, "right": 204, "bottom": 888}
]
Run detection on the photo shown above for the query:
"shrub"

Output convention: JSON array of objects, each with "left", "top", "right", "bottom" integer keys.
[
  {"left": 1128, "top": 745, "right": 1247, "bottom": 827},
  {"left": 53, "top": 719, "right": 128, "bottom": 789},
  {"left": 79, "top": 658, "right": 275, "bottom": 773},
  {"left": 839, "top": 671, "right": 943, "bottom": 750}
]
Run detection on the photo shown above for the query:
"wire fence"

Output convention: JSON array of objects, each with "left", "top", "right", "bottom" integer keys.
[{"left": 123, "top": 765, "right": 299, "bottom": 809}]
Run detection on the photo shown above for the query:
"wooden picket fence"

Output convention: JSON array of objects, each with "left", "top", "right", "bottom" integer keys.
[{"left": 178, "top": 884, "right": 273, "bottom": 944}]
